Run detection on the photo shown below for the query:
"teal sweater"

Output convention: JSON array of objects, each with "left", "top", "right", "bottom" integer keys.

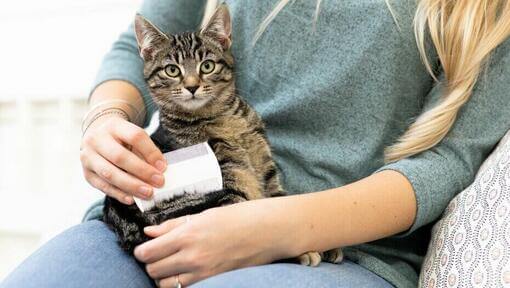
[{"left": 86, "top": 0, "right": 510, "bottom": 287}]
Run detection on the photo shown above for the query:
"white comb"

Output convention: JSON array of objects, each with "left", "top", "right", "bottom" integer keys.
[{"left": 133, "top": 142, "right": 223, "bottom": 212}]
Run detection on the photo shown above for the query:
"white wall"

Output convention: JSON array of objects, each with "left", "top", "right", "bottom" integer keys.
[{"left": 0, "top": 0, "right": 142, "bottom": 280}]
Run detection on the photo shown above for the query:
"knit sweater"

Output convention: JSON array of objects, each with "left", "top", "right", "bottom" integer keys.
[{"left": 85, "top": 0, "right": 510, "bottom": 287}]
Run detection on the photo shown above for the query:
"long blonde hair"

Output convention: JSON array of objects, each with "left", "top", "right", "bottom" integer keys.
[
  {"left": 248, "top": 0, "right": 510, "bottom": 163},
  {"left": 386, "top": 0, "right": 510, "bottom": 162}
]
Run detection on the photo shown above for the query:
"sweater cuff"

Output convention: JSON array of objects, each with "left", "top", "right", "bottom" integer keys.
[
  {"left": 90, "top": 51, "right": 156, "bottom": 128},
  {"left": 81, "top": 198, "right": 105, "bottom": 222},
  {"left": 374, "top": 154, "right": 464, "bottom": 237}
]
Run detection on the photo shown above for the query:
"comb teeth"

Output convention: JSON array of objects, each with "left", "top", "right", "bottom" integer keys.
[
  {"left": 134, "top": 177, "right": 223, "bottom": 212},
  {"left": 133, "top": 142, "right": 223, "bottom": 212}
]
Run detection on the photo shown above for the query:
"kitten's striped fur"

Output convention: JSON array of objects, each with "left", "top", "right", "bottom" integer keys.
[
  {"left": 140, "top": 21, "right": 284, "bottom": 203},
  {"left": 103, "top": 4, "right": 342, "bottom": 266},
  {"left": 138, "top": 4, "right": 283, "bottom": 206}
]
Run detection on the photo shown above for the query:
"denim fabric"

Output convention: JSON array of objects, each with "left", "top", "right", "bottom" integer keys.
[{"left": 1, "top": 220, "right": 392, "bottom": 288}]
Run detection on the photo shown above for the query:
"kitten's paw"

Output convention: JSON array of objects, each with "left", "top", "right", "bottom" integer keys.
[
  {"left": 322, "top": 248, "right": 344, "bottom": 264},
  {"left": 297, "top": 251, "right": 322, "bottom": 267}
]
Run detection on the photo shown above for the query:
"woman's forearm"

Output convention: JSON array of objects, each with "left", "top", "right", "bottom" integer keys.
[
  {"left": 88, "top": 80, "right": 146, "bottom": 127},
  {"left": 265, "top": 170, "right": 417, "bottom": 256}
]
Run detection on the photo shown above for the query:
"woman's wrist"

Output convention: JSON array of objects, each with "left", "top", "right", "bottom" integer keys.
[
  {"left": 243, "top": 196, "right": 312, "bottom": 259},
  {"left": 88, "top": 80, "right": 147, "bottom": 127},
  {"left": 81, "top": 107, "right": 130, "bottom": 136},
  {"left": 82, "top": 104, "right": 131, "bottom": 133},
  {"left": 269, "top": 195, "right": 325, "bottom": 257}
]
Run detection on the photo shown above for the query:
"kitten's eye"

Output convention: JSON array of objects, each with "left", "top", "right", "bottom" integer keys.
[
  {"left": 200, "top": 60, "right": 215, "bottom": 74},
  {"left": 164, "top": 65, "right": 181, "bottom": 77}
]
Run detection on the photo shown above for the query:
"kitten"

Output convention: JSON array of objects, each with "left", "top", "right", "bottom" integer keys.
[{"left": 102, "top": 4, "right": 342, "bottom": 266}]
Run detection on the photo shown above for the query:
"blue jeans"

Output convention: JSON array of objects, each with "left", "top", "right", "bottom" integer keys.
[{"left": 1, "top": 220, "right": 393, "bottom": 288}]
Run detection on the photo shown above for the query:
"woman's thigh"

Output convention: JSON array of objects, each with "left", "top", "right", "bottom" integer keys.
[
  {"left": 0, "top": 220, "right": 154, "bottom": 288},
  {"left": 192, "top": 260, "right": 393, "bottom": 288}
]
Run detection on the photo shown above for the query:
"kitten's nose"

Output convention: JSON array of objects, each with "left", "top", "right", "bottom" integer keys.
[{"left": 186, "top": 86, "right": 199, "bottom": 94}]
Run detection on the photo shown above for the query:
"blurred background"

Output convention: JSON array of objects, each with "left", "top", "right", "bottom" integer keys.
[{"left": 0, "top": 0, "right": 143, "bottom": 280}]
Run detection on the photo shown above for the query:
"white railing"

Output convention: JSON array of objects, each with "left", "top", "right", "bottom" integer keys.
[
  {"left": 0, "top": 96, "right": 105, "bottom": 280},
  {"left": 0, "top": 0, "right": 142, "bottom": 279}
]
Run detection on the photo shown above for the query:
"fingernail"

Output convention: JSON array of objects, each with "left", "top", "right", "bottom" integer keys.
[
  {"left": 138, "top": 186, "right": 153, "bottom": 198},
  {"left": 124, "top": 196, "right": 134, "bottom": 204},
  {"left": 155, "top": 160, "right": 167, "bottom": 172},
  {"left": 151, "top": 174, "right": 164, "bottom": 186},
  {"left": 144, "top": 226, "right": 156, "bottom": 233}
]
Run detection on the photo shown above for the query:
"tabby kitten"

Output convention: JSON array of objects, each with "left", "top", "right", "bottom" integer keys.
[{"left": 103, "top": 4, "right": 342, "bottom": 266}]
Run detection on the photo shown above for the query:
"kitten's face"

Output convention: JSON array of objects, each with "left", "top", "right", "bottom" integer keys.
[
  {"left": 145, "top": 32, "right": 233, "bottom": 111},
  {"left": 135, "top": 5, "right": 233, "bottom": 112}
]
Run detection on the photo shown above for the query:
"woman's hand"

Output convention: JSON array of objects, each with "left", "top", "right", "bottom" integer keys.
[
  {"left": 133, "top": 198, "right": 298, "bottom": 287},
  {"left": 80, "top": 114, "right": 167, "bottom": 205}
]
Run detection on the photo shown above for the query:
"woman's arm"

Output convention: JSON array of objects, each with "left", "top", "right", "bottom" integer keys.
[
  {"left": 275, "top": 170, "right": 416, "bottom": 255},
  {"left": 133, "top": 170, "right": 416, "bottom": 286}
]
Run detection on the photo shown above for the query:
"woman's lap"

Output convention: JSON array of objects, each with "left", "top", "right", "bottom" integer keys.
[
  {"left": 192, "top": 261, "right": 393, "bottom": 288},
  {"left": 1, "top": 220, "right": 392, "bottom": 288},
  {"left": 1, "top": 220, "right": 154, "bottom": 288}
]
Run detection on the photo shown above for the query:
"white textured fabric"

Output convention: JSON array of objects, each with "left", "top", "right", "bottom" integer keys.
[{"left": 419, "top": 131, "right": 510, "bottom": 287}]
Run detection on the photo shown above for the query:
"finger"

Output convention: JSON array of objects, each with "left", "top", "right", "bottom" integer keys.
[
  {"left": 145, "top": 251, "right": 191, "bottom": 279},
  {"left": 134, "top": 230, "right": 181, "bottom": 263},
  {"left": 144, "top": 216, "right": 189, "bottom": 237},
  {"left": 131, "top": 148, "right": 145, "bottom": 161},
  {"left": 83, "top": 169, "right": 133, "bottom": 205},
  {"left": 81, "top": 150, "right": 154, "bottom": 199},
  {"left": 158, "top": 272, "right": 198, "bottom": 288},
  {"left": 113, "top": 121, "right": 167, "bottom": 172},
  {"left": 92, "top": 135, "right": 165, "bottom": 188},
  {"left": 131, "top": 146, "right": 165, "bottom": 188}
]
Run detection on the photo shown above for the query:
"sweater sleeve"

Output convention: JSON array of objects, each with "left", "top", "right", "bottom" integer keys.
[
  {"left": 90, "top": 0, "right": 207, "bottom": 127},
  {"left": 376, "top": 41, "right": 510, "bottom": 236}
]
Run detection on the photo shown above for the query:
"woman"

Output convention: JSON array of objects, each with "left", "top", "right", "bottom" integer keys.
[{"left": 3, "top": 0, "right": 510, "bottom": 287}]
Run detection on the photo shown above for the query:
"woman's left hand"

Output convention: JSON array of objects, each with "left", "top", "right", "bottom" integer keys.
[{"left": 133, "top": 198, "right": 297, "bottom": 287}]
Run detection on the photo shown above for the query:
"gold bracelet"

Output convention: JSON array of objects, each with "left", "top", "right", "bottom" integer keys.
[{"left": 81, "top": 107, "right": 130, "bottom": 136}]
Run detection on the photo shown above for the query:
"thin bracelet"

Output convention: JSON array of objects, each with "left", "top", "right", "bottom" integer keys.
[
  {"left": 82, "top": 99, "right": 143, "bottom": 126},
  {"left": 82, "top": 108, "right": 130, "bottom": 136},
  {"left": 88, "top": 99, "right": 141, "bottom": 117}
]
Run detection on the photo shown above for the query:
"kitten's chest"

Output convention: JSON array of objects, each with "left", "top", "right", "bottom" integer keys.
[
  {"left": 154, "top": 120, "right": 208, "bottom": 151},
  {"left": 154, "top": 116, "right": 252, "bottom": 151},
  {"left": 172, "top": 125, "right": 210, "bottom": 147}
]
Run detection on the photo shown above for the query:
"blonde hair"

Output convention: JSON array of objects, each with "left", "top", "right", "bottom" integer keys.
[
  {"left": 251, "top": 0, "right": 510, "bottom": 163},
  {"left": 386, "top": 0, "right": 510, "bottom": 162}
]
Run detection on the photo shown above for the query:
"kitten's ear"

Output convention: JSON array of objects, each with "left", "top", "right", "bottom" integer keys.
[
  {"left": 201, "top": 3, "right": 232, "bottom": 50},
  {"left": 134, "top": 14, "right": 170, "bottom": 61}
]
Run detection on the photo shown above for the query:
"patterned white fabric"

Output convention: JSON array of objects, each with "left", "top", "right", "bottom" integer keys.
[{"left": 419, "top": 131, "right": 510, "bottom": 287}]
